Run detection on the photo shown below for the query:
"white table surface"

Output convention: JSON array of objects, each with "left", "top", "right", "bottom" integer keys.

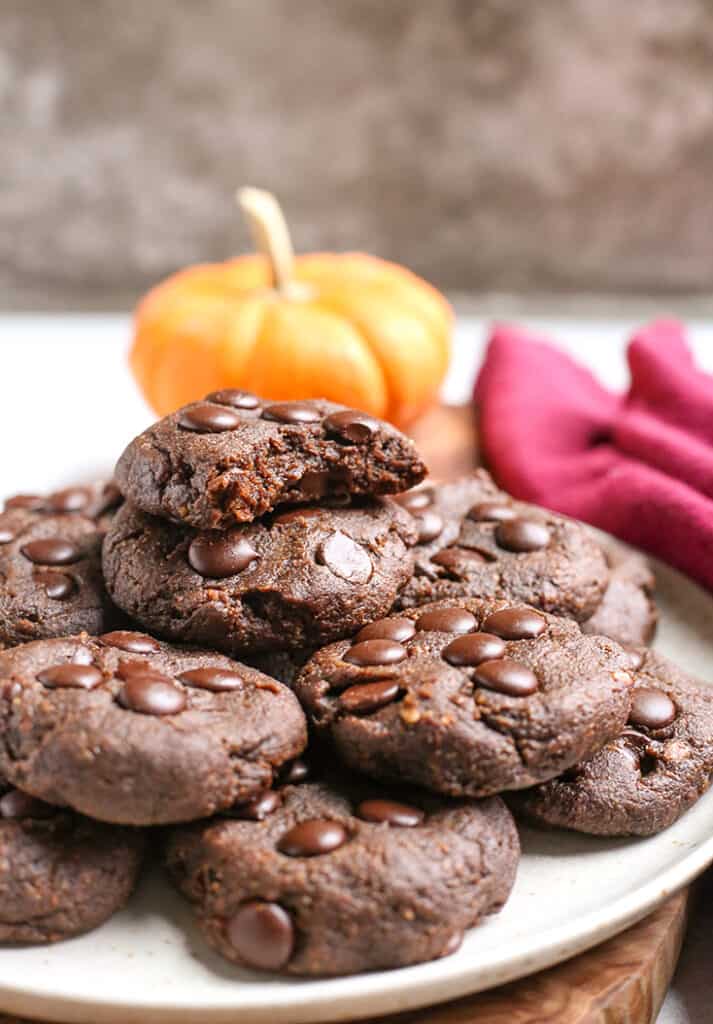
[{"left": 1, "top": 311, "right": 712, "bottom": 1023}]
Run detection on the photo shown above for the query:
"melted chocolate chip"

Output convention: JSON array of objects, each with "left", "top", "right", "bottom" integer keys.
[
  {"left": 178, "top": 667, "right": 244, "bottom": 692},
  {"left": 316, "top": 531, "right": 372, "bottom": 584},
  {"left": 415, "top": 510, "right": 444, "bottom": 544},
  {"left": 46, "top": 487, "right": 91, "bottom": 514},
  {"left": 496, "top": 518, "right": 551, "bottom": 552},
  {"left": 277, "top": 819, "right": 349, "bottom": 857},
  {"left": 262, "top": 402, "right": 322, "bottom": 424},
  {"left": 344, "top": 639, "right": 407, "bottom": 667},
  {"left": 622, "top": 647, "right": 645, "bottom": 671},
  {"left": 431, "top": 548, "right": 489, "bottom": 573},
  {"left": 177, "top": 403, "right": 241, "bottom": 433},
  {"left": 227, "top": 901, "right": 294, "bottom": 971},
  {"left": 629, "top": 688, "right": 677, "bottom": 730},
  {"left": 281, "top": 758, "right": 310, "bottom": 784},
  {"left": 206, "top": 389, "right": 260, "bottom": 409},
  {"left": 393, "top": 488, "right": 434, "bottom": 512},
  {"left": 229, "top": 790, "right": 282, "bottom": 821},
  {"left": 0, "top": 529, "right": 14, "bottom": 544},
  {"left": 273, "top": 507, "right": 324, "bottom": 525},
  {"left": 467, "top": 502, "right": 517, "bottom": 523},
  {"left": 416, "top": 607, "right": 477, "bottom": 634},
  {"left": 355, "top": 618, "right": 416, "bottom": 644},
  {"left": 34, "top": 570, "right": 76, "bottom": 600},
  {"left": 21, "top": 538, "right": 82, "bottom": 566},
  {"left": 100, "top": 631, "right": 161, "bottom": 654},
  {"left": 482, "top": 607, "right": 547, "bottom": 640},
  {"left": 188, "top": 533, "right": 259, "bottom": 578},
  {"left": 442, "top": 632, "right": 506, "bottom": 667},
  {"left": 339, "top": 679, "right": 400, "bottom": 713},
  {"left": 0, "top": 789, "right": 55, "bottom": 820},
  {"left": 474, "top": 659, "right": 539, "bottom": 696},
  {"left": 36, "top": 664, "right": 103, "bottom": 690},
  {"left": 323, "top": 409, "right": 377, "bottom": 443},
  {"left": 357, "top": 799, "right": 424, "bottom": 827},
  {"left": 118, "top": 674, "right": 187, "bottom": 715}
]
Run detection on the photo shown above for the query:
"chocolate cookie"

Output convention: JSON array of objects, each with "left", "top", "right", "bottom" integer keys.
[
  {"left": 115, "top": 394, "right": 427, "bottom": 529},
  {"left": 0, "top": 781, "right": 144, "bottom": 943},
  {"left": 394, "top": 472, "right": 608, "bottom": 622},
  {"left": 582, "top": 541, "right": 657, "bottom": 647},
  {"left": 513, "top": 649, "right": 713, "bottom": 836},
  {"left": 294, "top": 599, "right": 633, "bottom": 797},
  {"left": 0, "top": 633, "right": 307, "bottom": 825},
  {"left": 165, "top": 776, "right": 519, "bottom": 976},
  {"left": 0, "top": 507, "right": 120, "bottom": 646},
  {"left": 102, "top": 500, "right": 416, "bottom": 655},
  {"left": 4, "top": 480, "right": 122, "bottom": 529}
]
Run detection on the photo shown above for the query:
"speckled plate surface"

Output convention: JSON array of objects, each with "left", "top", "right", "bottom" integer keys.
[{"left": 0, "top": 548, "right": 710, "bottom": 1024}]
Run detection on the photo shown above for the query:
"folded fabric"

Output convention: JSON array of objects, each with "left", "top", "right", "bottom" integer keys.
[{"left": 475, "top": 320, "right": 713, "bottom": 591}]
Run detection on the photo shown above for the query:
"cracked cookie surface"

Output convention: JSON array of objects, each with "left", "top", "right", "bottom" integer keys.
[
  {"left": 165, "top": 775, "right": 518, "bottom": 976},
  {"left": 0, "top": 633, "right": 306, "bottom": 825},
  {"left": 103, "top": 500, "right": 416, "bottom": 655},
  {"left": 393, "top": 472, "right": 608, "bottom": 622},
  {"left": 513, "top": 649, "right": 713, "bottom": 836},
  {"left": 115, "top": 393, "right": 427, "bottom": 529},
  {"left": 294, "top": 598, "right": 634, "bottom": 797}
]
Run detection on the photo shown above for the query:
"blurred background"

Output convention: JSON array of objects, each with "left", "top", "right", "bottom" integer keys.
[{"left": 3, "top": 0, "right": 713, "bottom": 313}]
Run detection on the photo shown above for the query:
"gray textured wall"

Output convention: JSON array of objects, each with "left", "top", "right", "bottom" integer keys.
[{"left": 2, "top": 0, "right": 713, "bottom": 308}]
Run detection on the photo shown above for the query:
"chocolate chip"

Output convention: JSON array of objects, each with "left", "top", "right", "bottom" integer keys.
[
  {"left": 431, "top": 548, "right": 489, "bottom": 574},
  {"left": 5, "top": 494, "right": 45, "bottom": 511},
  {"left": 442, "top": 932, "right": 464, "bottom": 957},
  {"left": 629, "top": 688, "right": 677, "bottom": 730},
  {"left": 206, "top": 389, "right": 260, "bottom": 409},
  {"left": 177, "top": 403, "right": 241, "bottom": 433},
  {"left": 338, "top": 679, "right": 400, "bottom": 713},
  {"left": 178, "top": 667, "right": 244, "bottom": 692},
  {"left": 118, "top": 674, "right": 187, "bottom": 715},
  {"left": 100, "top": 631, "right": 161, "bottom": 653},
  {"left": 36, "top": 664, "right": 103, "bottom": 690},
  {"left": 34, "top": 570, "right": 76, "bottom": 600},
  {"left": 298, "top": 470, "right": 332, "bottom": 498},
  {"left": 273, "top": 507, "right": 324, "bottom": 525},
  {"left": 229, "top": 790, "right": 282, "bottom": 821},
  {"left": 467, "top": 503, "right": 517, "bottom": 523},
  {"left": 622, "top": 647, "right": 645, "bottom": 671},
  {"left": 277, "top": 819, "right": 349, "bottom": 857},
  {"left": 46, "top": 487, "right": 91, "bottom": 514},
  {"left": 442, "top": 632, "right": 506, "bottom": 667},
  {"left": 344, "top": 639, "right": 407, "bottom": 666},
  {"left": 482, "top": 607, "right": 547, "bottom": 640},
  {"left": 116, "top": 659, "right": 152, "bottom": 681},
  {"left": 227, "top": 901, "right": 294, "bottom": 971},
  {"left": 188, "top": 532, "right": 259, "bottom": 578},
  {"left": 0, "top": 789, "right": 55, "bottom": 820},
  {"left": 357, "top": 799, "right": 424, "bottom": 827},
  {"left": 99, "top": 482, "right": 123, "bottom": 512},
  {"left": 474, "top": 659, "right": 539, "bottom": 696},
  {"left": 316, "top": 531, "right": 372, "bottom": 584},
  {"left": 21, "top": 538, "right": 82, "bottom": 566},
  {"left": 355, "top": 618, "right": 416, "bottom": 644},
  {"left": 0, "top": 529, "right": 14, "bottom": 544},
  {"left": 416, "top": 607, "right": 477, "bottom": 634},
  {"left": 394, "top": 488, "right": 434, "bottom": 512},
  {"left": 323, "top": 409, "right": 377, "bottom": 443},
  {"left": 281, "top": 758, "right": 310, "bottom": 784},
  {"left": 496, "top": 519, "right": 551, "bottom": 552},
  {"left": 262, "top": 402, "right": 322, "bottom": 424},
  {"left": 415, "top": 510, "right": 444, "bottom": 544}
]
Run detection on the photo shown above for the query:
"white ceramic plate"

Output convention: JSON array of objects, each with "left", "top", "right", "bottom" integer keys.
[{"left": 0, "top": 551, "right": 709, "bottom": 1024}]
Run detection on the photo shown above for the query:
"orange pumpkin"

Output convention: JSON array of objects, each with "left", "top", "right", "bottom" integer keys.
[{"left": 130, "top": 188, "right": 452, "bottom": 428}]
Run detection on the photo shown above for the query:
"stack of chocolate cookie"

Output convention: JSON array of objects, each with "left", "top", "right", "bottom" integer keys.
[{"left": 0, "top": 389, "right": 709, "bottom": 979}]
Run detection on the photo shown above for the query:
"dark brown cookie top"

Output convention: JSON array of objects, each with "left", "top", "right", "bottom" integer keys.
[
  {"left": 0, "top": 633, "right": 307, "bottom": 825},
  {"left": 115, "top": 394, "right": 427, "bottom": 529},
  {"left": 102, "top": 500, "right": 416, "bottom": 655},
  {"left": 4, "top": 480, "right": 123, "bottom": 530},
  {"left": 513, "top": 649, "right": 713, "bottom": 836},
  {"left": 294, "top": 598, "right": 634, "bottom": 798},
  {"left": 394, "top": 472, "right": 609, "bottom": 622},
  {"left": 0, "top": 508, "right": 120, "bottom": 647},
  {"left": 582, "top": 540, "right": 658, "bottom": 647},
  {"left": 0, "top": 779, "right": 145, "bottom": 943},
  {"left": 166, "top": 776, "right": 519, "bottom": 976}
]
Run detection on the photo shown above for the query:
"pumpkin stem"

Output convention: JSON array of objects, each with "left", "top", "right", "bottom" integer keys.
[{"left": 237, "top": 187, "right": 297, "bottom": 295}]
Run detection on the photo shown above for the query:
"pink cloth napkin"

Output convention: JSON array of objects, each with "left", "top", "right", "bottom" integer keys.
[{"left": 475, "top": 320, "right": 713, "bottom": 590}]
